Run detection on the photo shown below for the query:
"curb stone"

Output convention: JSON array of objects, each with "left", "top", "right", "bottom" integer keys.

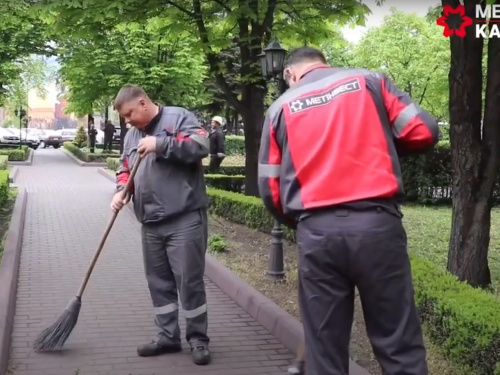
[
  {"left": 8, "top": 167, "right": 18, "bottom": 183},
  {"left": 0, "top": 188, "right": 28, "bottom": 375},
  {"left": 97, "top": 166, "right": 372, "bottom": 374},
  {"left": 61, "top": 148, "right": 108, "bottom": 167}
]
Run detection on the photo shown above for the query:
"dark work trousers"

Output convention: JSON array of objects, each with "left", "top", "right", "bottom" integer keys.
[
  {"left": 141, "top": 208, "right": 210, "bottom": 348},
  {"left": 208, "top": 156, "right": 224, "bottom": 173},
  {"left": 297, "top": 207, "right": 427, "bottom": 375},
  {"left": 103, "top": 137, "right": 113, "bottom": 152}
]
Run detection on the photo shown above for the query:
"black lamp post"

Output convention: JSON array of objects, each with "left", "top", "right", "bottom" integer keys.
[
  {"left": 259, "top": 39, "right": 288, "bottom": 282},
  {"left": 14, "top": 107, "right": 26, "bottom": 150}
]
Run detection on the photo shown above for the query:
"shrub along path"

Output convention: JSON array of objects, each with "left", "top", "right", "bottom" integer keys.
[{"left": 8, "top": 149, "right": 295, "bottom": 375}]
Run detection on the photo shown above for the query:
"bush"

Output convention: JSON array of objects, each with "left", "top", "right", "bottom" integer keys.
[
  {"left": 0, "top": 146, "right": 28, "bottom": 161},
  {"left": 0, "top": 155, "right": 8, "bottom": 170},
  {"left": 205, "top": 174, "right": 244, "bottom": 193},
  {"left": 208, "top": 234, "right": 227, "bottom": 253},
  {"left": 206, "top": 187, "right": 500, "bottom": 374},
  {"left": 0, "top": 170, "right": 9, "bottom": 207},
  {"left": 74, "top": 125, "right": 88, "bottom": 148},
  {"left": 64, "top": 142, "right": 116, "bottom": 163},
  {"left": 226, "top": 135, "right": 245, "bottom": 155},
  {"left": 107, "top": 157, "right": 120, "bottom": 171}
]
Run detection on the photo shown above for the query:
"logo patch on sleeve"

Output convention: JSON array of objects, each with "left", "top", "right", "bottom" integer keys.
[{"left": 288, "top": 78, "right": 361, "bottom": 114}]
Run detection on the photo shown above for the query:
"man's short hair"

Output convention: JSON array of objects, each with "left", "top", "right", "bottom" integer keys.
[
  {"left": 113, "top": 85, "right": 148, "bottom": 111},
  {"left": 284, "top": 47, "right": 327, "bottom": 68}
]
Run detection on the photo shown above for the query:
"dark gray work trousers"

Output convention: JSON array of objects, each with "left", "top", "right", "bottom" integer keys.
[
  {"left": 297, "top": 207, "right": 427, "bottom": 375},
  {"left": 141, "top": 208, "right": 209, "bottom": 348}
]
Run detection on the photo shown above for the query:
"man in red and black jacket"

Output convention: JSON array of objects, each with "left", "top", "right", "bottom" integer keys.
[{"left": 258, "top": 47, "right": 438, "bottom": 375}]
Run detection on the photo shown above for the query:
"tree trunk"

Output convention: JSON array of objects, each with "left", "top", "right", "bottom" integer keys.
[
  {"left": 240, "top": 85, "right": 265, "bottom": 197},
  {"left": 445, "top": 0, "right": 499, "bottom": 288}
]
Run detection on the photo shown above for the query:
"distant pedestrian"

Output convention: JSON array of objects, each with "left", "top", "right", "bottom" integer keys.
[
  {"left": 258, "top": 46, "right": 439, "bottom": 375},
  {"left": 111, "top": 84, "right": 212, "bottom": 366},
  {"left": 103, "top": 120, "right": 115, "bottom": 152},
  {"left": 208, "top": 116, "right": 226, "bottom": 173}
]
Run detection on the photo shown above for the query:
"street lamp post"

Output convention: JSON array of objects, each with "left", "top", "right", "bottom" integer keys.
[
  {"left": 14, "top": 107, "right": 26, "bottom": 150},
  {"left": 259, "top": 39, "right": 288, "bottom": 282}
]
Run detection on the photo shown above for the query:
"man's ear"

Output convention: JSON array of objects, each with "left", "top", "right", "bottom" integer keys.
[{"left": 138, "top": 98, "right": 147, "bottom": 108}]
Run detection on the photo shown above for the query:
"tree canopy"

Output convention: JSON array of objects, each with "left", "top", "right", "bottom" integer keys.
[{"left": 352, "top": 8, "right": 449, "bottom": 121}]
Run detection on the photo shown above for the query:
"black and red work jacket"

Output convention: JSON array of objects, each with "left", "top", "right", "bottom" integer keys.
[{"left": 257, "top": 64, "right": 439, "bottom": 227}]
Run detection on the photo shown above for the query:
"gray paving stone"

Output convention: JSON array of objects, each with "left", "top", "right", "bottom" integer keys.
[{"left": 8, "top": 149, "right": 293, "bottom": 375}]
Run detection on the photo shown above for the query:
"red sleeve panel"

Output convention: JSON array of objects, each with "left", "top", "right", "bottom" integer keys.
[
  {"left": 258, "top": 113, "right": 283, "bottom": 215},
  {"left": 116, "top": 156, "right": 134, "bottom": 194},
  {"left": 380, "top": 74, "right": 439, "bottom": 152}
]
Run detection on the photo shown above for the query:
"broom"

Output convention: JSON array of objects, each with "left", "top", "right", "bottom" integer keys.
[{"left": 32, "top": 155, "right": 142, "bottom": 352}]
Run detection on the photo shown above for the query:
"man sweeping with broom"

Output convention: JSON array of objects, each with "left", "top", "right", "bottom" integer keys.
[
  {"left": 32, "top": 86, "right": 212, "bottom": 367},
  {"left": 110, "top": 85, "right": 212, "bottom": 365}
]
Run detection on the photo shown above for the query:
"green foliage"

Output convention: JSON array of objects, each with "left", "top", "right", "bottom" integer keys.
[
  {"left": 73, "top": 125, "right": 87, "bottom": 148},
  {"left": 0, "top": 147, "right": 28, "bottom": 161},
  {"left": 352, "top": 8, "right": 450, "bottom": 121},
  {"left": 0, "top": 0, "right": 53, "bottom": 102},
  {"left": 205, "top": 174, "right": 245, "bottom": 193},
  {"left": 0, "top": 171, "right": 10, "bottom": 208},
  {"left": 208, "top": 234, "right": 227, "bottom": 254},
  {"left": 64, "top": 142, "right": 115, "bottom": 163},
  {"left": 225, "top": 135, "right": 245, "bottom": 155},
  {"left": 106, "top": 157, "right": 120, "bottom": 172},
  {"left": 0, "top": 156, "right": 9, "bottom": 170},
  {"left": 56, "top": 21, "right": 208, "bottom": 116},
  {"left": 207, "top": 187, "right": 500, "bottom": 374}
]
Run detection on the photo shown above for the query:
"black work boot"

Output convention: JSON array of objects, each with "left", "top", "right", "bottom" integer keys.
[
  {"left": 191, "top": 345, "right": 211, "bottom": 365},
  {"left": 137, "top": 335, "right": 182, "bottom": 357}
]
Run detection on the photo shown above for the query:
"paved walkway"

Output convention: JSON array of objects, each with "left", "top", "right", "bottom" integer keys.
[{"left": 8, "top": 149, "right": 294, "bottom": 375}]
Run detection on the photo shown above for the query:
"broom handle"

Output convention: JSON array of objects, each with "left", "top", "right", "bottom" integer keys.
[{"left": 76, "top": 154, "right": 142, "bottom": 298}]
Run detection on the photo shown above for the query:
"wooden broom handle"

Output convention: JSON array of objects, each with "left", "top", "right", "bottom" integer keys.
[{"left": 76, "top": 155, "right": 142, "bottom": 298}]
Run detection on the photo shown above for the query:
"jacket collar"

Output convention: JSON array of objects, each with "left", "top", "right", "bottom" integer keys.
[{"left": 299, "top": 63, "right": 331, "bottom": 80}]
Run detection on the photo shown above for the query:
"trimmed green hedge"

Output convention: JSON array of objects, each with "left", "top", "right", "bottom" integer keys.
[
  {"left": 206, "top": 188, "right": 500, "bottom": 374},
  {"left": 205, "top": 174, "right": 245, "bottom": 193},
  {"left": 226, "top": 135, "right": 245, "bottom": 155},
  {"left": 0, "top": 145, "right": 29, "bottom": 161},
  {"left": 0, "top": 170, "right": 10, "bottom": 207},
  {"left": 106, "top": 157, "right": 245, "bottom": 176},
  {"left": 0, "top": 155, "right": 9, "bottom": 170},
  {"left": 64, "top": 142, "right": 116, "bottom": 163}
]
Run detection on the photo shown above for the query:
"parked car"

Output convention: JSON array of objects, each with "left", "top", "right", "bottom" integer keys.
[
  {"left": 55, "top": 128, "right": 77, "bottom": 142},
  {"left": 0, "top": 128, "right": 20, "bottom": 145},
  {"left": 39, "top": 130, "right": 63, "bottom": 149},
  {"left": 19, "top": 129, "right": 40, "bottom": 149}
]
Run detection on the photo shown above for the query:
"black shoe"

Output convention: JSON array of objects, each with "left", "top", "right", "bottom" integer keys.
[
  {"left": 137, "top": 337, "right": 182, "bottom": 357},
  {"left": 191, "top": 345, "right": 211, "bottom": 365}
]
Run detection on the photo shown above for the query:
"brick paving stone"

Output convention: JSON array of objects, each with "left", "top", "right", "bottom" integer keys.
[{"left": 8, "top": 149, "right": 294, "bottom": 375}]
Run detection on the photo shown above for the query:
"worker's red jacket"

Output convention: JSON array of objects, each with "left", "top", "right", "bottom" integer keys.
[{"left": 258, "top": 64, "right": 439, "bottom": 227}]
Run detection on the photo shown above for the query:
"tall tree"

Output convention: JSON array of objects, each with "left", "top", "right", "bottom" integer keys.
[
  {"left": 442, "top": 0, "right": 500, "bottom": 288},
  {"left": 0, "top": 0, "right": 52, "bottom": 101},
  {"left": 40, "top": 0, "right": 371, "bottom": 196},
  {"left": 353, "top": 9, "right": 449, "bottom": 122}
]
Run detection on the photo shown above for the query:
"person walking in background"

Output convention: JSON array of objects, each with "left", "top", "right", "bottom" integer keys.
[
  {"left": 208, "top": 115, "right": 226, "bottom": 173},
  {"left": 103, "top": 120, "right": 115, "bottom": 152},
  {"left": 258, "top": 46, "right": 439, "bottom": 375},
  {"left": 110, "top": 84, "right": 212, "bottom": 366}
]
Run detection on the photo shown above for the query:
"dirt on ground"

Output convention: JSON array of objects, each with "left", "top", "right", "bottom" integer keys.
[{"left": 208, "top": 214, "right": 461, "bottom": 375}]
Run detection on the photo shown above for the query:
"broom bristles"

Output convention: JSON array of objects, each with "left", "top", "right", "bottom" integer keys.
[{"left": 32, "top": 297, "right": 81, "bottom": 352}]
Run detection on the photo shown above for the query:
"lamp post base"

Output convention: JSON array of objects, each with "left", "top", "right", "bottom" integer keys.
[{"left": 267, "top": 219, "right": 286, "bottom": 282}]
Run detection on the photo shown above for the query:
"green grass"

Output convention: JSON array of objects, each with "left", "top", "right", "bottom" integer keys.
[{"left": 403, "top": 205, "right": 500, "bottom": 292}]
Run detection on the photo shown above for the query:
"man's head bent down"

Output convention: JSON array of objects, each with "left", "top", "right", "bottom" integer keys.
[
  {"left": 283, "top": 47, "right": 328, "bottom": 88},
  {"left": 113, "top": 85, "right": 159, "bottom": 129}
]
